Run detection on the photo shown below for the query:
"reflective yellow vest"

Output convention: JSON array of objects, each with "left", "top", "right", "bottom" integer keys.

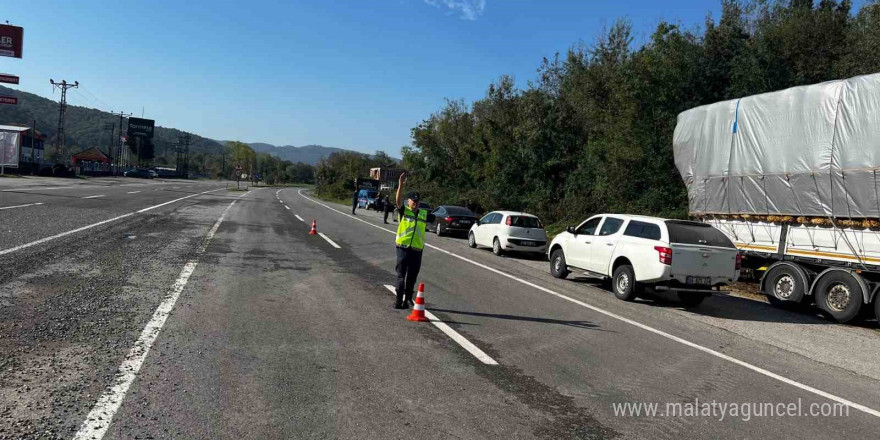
[{"left": 396, "top": 206, "right": 428, "bottom": 250}]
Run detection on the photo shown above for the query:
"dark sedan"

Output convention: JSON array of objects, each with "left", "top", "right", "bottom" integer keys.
[{"left": 428, "top": 206, "right": 478, "bottom": 237}]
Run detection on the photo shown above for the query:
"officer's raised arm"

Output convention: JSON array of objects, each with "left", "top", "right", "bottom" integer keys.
[{"left": 396, "top": 172, "right": 406, "bottom": 207}]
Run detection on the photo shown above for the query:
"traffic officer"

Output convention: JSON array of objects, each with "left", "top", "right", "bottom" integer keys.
[
  {"left": 351, "top": 189, "right": 359, "bottom": 215},
  {"left": 393, "top": 172, "right": 434, "bottom": 309}
]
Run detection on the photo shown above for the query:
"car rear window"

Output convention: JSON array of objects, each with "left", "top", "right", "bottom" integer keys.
[
  {"left": 624, "top": 221, "right": 661, "bottom": 240},
  {"left": 665, "top": 221, "right": 734, "bottom": 248},
  {"left": 510, "top": 216, "right": 542, "bottom": 228},
  {"left": 445, "top": 207, "right": 475, "bottom": 216}
]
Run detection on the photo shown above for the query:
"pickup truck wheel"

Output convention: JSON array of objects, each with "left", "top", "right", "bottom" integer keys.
[
  {"left": 492, "top": 238, "right": 504, "bottom": 256},
  {"left": 678, "top": 292, "right": 706, "bottom": 308},
  {"left": 550, "top": 249, "right": 569, "bottom": 279},
  {"left": 612, "top": 265, "right": 638, "bottom": 301},
  {"left": 468, "top": 232, "right": 477, "bottom": 248},
  {"left": 764, "top": 265, "right": 806, "bottom": 306},
  {"left": 814, "top": 272, "right": 863, "bottom": 323}
]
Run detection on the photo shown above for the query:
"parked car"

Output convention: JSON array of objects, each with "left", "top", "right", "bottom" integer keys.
[
  {"left": 468, "top": 211, "right": 548, "bottom": 256},
  {"left": 124, "top": 168, "right": 154, "bottom": 179},
  {"left": 428, "top": 206, "right": 478, "bottom": 237},
  {"left": 547, "top": 215, "right": 740, "bottom": 307},
  {"left": 357, "top": 189, "right": 378, "bottom": 209}
]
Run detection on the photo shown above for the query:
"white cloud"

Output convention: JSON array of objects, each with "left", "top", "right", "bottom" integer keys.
[{"left": 424, "top": 0, "right": 486, "bottom": 21}]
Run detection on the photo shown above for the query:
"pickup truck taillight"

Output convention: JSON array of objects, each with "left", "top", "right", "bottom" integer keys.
[
  {"left": 654, "top": 246, "right": 673, "bottom": 265},
  {"left": 735, "top": 253, "right": 743, "bottom": 270}
]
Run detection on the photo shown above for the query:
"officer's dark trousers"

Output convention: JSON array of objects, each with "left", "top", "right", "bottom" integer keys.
[
  {"left": 351, "top": 200, "right": 357, "bottom": 214},
  {"left": 395, "top": 246, "right": 423, "bottom": 305}
]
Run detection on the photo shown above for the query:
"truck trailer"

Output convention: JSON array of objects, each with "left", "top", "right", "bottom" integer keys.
[{"left": 673, "top": 73, "right": 880, "bottom": 324}]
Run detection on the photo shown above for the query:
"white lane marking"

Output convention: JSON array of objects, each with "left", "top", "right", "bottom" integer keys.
[
  {"left": 382, "top": 285, "right": 498, "bottom": 365},
  {"left": 73, "top": 192, "right": 248, "bottom": 440},
  {"left": 284, "top": 205, "right": 290, "bottom": 210},
  {"left": 127, "top": 191, "right": 141, "bottom": 194},
  {"left": 1, "top": 185, "right": 101, "bottom": 192},
  {"left": 275, "top": 189, "right": 282, "bottom": 196},
  {"left": 82, "top": 194, "right": 106, "bottom": 199},
  {"left": 299, "top": 189, "right": 880, "bottom": 419},
  {"left": 0, "top": 188, "right": 224, "bottom": 257},
  {"left": 294, "top": 214, "right": 304, "bottom": 222},
  {"left": 137, "top": 189, "right": 221, "bottom": 213},
  {"left": 0, "top": 202, "right": 44, "bottom": 211},
  {"left": 317, "top": 232, "right": 341, "bottom": 249}
]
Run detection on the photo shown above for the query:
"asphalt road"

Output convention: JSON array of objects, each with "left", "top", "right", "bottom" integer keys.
[{"left": 2, "top": 179, "right": 879, "bottom": 439}]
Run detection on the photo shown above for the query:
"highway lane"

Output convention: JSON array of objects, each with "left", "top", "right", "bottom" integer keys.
[
  {"left": 3, "top": 182, "right": 879, "bottom": 438},
  {"left": 0, "top": 179, "right": 226, "bottom": 252},
  {"left": 0, "top": 187, "right": 249, "bottom": 438},
  {"left": 280, "top": 189, "right": 880, "bottom": 438}
]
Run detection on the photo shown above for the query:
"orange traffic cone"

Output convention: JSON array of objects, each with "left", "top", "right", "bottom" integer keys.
[
  {"left": 309, "top": 220, "right": 318, "bottom": 235},
  {"left": 407, "top": 283, "right": 430, "bottom": 322}
]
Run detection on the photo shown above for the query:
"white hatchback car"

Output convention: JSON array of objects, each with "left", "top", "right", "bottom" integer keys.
[{"left": 468, "top": 211, "right": 548, "bottom": 256}]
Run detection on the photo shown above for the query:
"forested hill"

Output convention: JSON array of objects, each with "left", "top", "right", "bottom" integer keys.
[
  {"left": 0, "top": 86, "right": 374, "bottom": 166},
  {"left": 0, "top": 85, "right": 223, "bottom": 163}
]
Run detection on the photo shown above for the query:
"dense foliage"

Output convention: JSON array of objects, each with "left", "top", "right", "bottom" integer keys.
[
  {"left": 399, "top": 0, "right": 880, "bottom": 225},
  {"left": 314, "top": 151, "right": 397, "bottom": 200}
]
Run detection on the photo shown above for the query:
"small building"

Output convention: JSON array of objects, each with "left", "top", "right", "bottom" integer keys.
[
  {"left": 369, "top": 167, "right": 405, "bottom": 190},
  {"left": 71, "top": 147, "right": 111, "bottom": 176}
]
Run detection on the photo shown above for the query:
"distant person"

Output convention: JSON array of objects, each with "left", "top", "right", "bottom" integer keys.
[
  {"left": 383, "top": 195, "right": 394, "bottom": 224},
  {"left": 393, "top": 173, "right": 434, "bottom": 309},
  {"left": 352, "top": 189, "right": 359, "bottom": 215}
]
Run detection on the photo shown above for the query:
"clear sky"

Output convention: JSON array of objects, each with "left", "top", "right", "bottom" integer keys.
[{"left": 0, "top": 0, "right": 802, "bottom": 155}]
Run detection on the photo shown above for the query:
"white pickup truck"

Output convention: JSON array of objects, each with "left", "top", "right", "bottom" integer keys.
[{"left": 547, "top": 215, "right": 740, "bottom": 306}]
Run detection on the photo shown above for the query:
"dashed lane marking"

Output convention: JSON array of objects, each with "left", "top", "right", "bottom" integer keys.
[
  {"left": 0, "top": 202, "right": 44, "bottom": 210},
  {"left": 294, "top": 214, "right": 304, "bottom": 222},
  {"left": 73, "top": 190, "right": 250, "bottom": 440},
  {"left": 298, "top": 189, "right": 880, "bottom": 419},
  {"left": 382, "top": 284, "right": 498, "bottom": 365},
  {"left": 127, "top": 191, "right": 141, "bottom": 194},
  {"left": 82, "top": 194, "right": 106, "bottom": 199},
  {"left": 317, "top": 232, "right": 341, "bottom": 249}
]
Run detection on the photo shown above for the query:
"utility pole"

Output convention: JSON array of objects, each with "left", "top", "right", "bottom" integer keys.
[
  {"left": 103, "top": 122, "right": 114, "bottom": 174},
  {"left": 30, "top": 119, "right": 36, "bottom": 173},
  {"left": 177, "top": 133, "right": 191, "bottom": 179},
  {"left": 110, "top": 111, "right": 132, "bottom": 175},
  {"left": 50, "top": 79, "right": 78, "bottom": 165}
]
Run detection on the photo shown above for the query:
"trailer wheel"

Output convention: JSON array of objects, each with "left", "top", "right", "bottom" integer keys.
[
  {"left": 875, "top": 294, "right": 880, "bottom": 326},
  {"left": 814, "top": 272, "right": 863, "bottom": 323},
  {"left": 763, "top": 264, "right": 806, "bottom": 308}
]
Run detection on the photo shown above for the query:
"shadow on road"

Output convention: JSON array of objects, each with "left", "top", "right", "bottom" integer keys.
[{"left": 430, "top": 308, "right": 606, "bottom": 331}]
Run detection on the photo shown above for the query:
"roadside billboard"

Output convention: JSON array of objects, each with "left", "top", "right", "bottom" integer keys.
[
  {"left": 0, "top": 24, "right": 23, "bottom": 59},
  {"left": 0, "top": 73, "right": 19, "bottom": 84},
  {"left": 127, "top": 117, "right": 154, "bottom": 139},
  {"left": 0, "top": 128, "right": 23, "bottom": 168},
  {"left": 0, "top": 96, "right": 17, "bottom": 105}
]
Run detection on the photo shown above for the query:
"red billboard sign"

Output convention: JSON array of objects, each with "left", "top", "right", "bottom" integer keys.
[
  {"left": 0, "top": 74, "right": 19, "bottom": 84},
  {"left": 0, "top": 96, "right": 18, "bottom": 105},
  {"left": 0, "top": 25, "right": 23, "bottom": 58}
]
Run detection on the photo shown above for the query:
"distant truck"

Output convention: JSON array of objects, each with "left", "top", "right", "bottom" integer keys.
[
  {"left": 673, "top": 73, "right": 880, "bottom": 324},
  {"left": 355, "top": 178, "right": 382, "bottom": 211}
]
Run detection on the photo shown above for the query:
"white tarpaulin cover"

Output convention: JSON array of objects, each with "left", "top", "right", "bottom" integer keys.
[{"left": 673, "top": 73, "right": 880, "bottom": 218}]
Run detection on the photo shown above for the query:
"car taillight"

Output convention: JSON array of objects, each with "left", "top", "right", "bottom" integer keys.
[
  {"left": 506, "top": 216, "right": 512, "bottom": 226},
  {"left": 654, "top": 246, "right": 672, "bottom": 265},
  {"left": 735, "top": 253, "right": 742, "bottom": 270},
  {"left": 445, "top": 216, "right": 453, "bottom": 222}
]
